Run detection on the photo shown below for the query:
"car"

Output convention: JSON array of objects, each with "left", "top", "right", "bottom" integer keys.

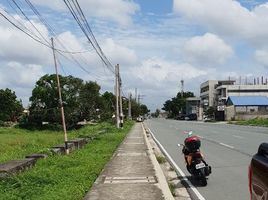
[
  {"left": 248, "top": 143, "right": 268, "bottom": 200},
  {"left": 185, "top": 113, "right": 197, "bottom": 121},
  {"left": 136, "top": 116, "right": 144, "bottom": 122},
  {"left": 175, "top": 114, "right": 187, "bottom": 120}
]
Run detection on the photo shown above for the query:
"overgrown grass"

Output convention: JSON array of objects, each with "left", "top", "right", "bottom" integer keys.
[
  {"left": 156, "top": 155, "right": 166, "bottom": 164},
  {"left": 230, "top": 118, "right": 268, "bottom": 127},
  {"left": 0, "top": 121, "right": 134, "bottom": 200},
  {"left": 0, "top": 122, "right": 123, "bottom": 163}
]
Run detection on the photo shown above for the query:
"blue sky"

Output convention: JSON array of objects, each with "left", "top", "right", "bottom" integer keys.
[{"left": 0, "top": 0, "right": 268, "bottom": 111}]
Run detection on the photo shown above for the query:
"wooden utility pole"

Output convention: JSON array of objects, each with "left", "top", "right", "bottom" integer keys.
[
  {"left": 51, "top": 37, "right": 69, "bottom": 154},
  {"left": 128, "top": 93, "right": 132, "bottom": 119},
  {"left": 115, "top": 64, "right": 120, "bottom": 128}
]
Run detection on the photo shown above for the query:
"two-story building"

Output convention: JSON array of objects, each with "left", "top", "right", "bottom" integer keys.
[{"left": 200, "top": 79, "right": 268, "bottom": 120}]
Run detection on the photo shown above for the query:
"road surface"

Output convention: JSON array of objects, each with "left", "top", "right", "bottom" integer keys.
[{"left": 145, "top": 118, "right": 268, "bottom": 200}]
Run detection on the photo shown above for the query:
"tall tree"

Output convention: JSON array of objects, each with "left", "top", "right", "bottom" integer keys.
[
  {"left": 79, "top": 81, "right": 102, "bottom": 121},
  {"left": 0, "top": 88, "right": 23, "bottom": 121},
  {"left": 29, "top": 74, "right": 83, "bottom": 128},
  {"left": 99, "top": 91, "right": 115, "bottom": 120},
  {"left": 162, "top": 91, "right": 194, "bottom": 118}
]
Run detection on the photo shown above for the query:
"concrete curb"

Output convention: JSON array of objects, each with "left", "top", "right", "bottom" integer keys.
[{"left": 141, "top": 123, "right": 175, "bottom": 200}]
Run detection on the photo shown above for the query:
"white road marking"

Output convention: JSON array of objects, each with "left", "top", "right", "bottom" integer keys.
[
  {"left": 219, "top": 142, "right": 234, "bottom": 149},
  {"left": 232, "top": 135, "right": 243, "bottom": 139},
  {"left": 147, "top": 128, "right": 206, "bottom": 200}
]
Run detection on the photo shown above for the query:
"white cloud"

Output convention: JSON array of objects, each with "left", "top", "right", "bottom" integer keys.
[
  {"left": 62, "top": 37, "right": 139, "bottom": 70},
  {"left": 0, "top": 14, "right": 51, "bottom": 65},
  {"left": 182, "top": 33, "right": 233, "bottom": 66},
  {"left": 0, "top": 62, "right": 45, "bottom": 105},
  {"left": 0, "top": 62, "right": 45, "bottom": 88},
  {"left": 173, "top": 0, "right": 268, "bottom": 47},
  {"left": 255, "top": 49, "right": 268, "bottom": 67},
  {"left": 32, "top": 0, "right": 139, "bottom": 26},
  {"left": 127, "top": 58, "right": 207, "bottom": 89},
  {"left": 102, "top": 38, "right": 138, "bottom": 67}
]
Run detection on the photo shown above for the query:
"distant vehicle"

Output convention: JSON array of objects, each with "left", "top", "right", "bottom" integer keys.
[
  {"left": 248, "top": 143, "right": 268, "bottom": 200},
  {"left": 185, "top": 113, "right": 197, "bottom": 121},
  {"left": 136, "top": 116, "right": 144, "bottom": 122},
  {"left": 203, "top": 115, "right": 213, "bottom": 122},
  {"left": 175, "top": 114, "right": 186, "bottom": 120}
]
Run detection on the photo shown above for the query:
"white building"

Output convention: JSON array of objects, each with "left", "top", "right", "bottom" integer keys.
[
  {"left": 200, "top": 79, "right": 268, "bottom": 120},
  {"left": 200, "top": 80, "right": 218, "bottom": 109}
]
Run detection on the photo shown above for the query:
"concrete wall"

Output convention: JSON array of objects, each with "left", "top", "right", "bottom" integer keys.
[
  {"left": 225, "top": 106, "right": 235, "bottom": 121},
  {"left": 225, "top": 105, "right": 268, "bottom": 120}
]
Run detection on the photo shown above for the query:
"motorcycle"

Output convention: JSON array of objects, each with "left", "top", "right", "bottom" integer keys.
[{"left": 178, "top": 131, "right": 211, "bottom": 186}]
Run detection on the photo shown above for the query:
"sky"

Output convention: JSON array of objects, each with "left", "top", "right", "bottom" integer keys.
[{"left": 1, "top": 0, "right": 268, "bottom": 111}]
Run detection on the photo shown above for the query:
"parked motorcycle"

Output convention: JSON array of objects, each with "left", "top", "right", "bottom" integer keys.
[{"left": 178, "top": 131, "right": 211, "bottom": 186}]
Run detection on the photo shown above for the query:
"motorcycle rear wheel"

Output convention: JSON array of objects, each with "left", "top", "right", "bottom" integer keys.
[{"left": 200, "top": 177, "right": 207, "bottom": 186}]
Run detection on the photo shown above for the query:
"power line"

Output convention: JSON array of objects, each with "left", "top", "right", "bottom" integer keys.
[
  {"left": 10, "top": 0, "right": 51, "bottom": 46},
  {"left": 1, "top": 1, "right": 115, "bottom": 84},
  {"left": 63, "top": 0, "right": 115, "bottom": 74},
  {"left": 23, "top": 0, "right": 109, "bottom": 78}
]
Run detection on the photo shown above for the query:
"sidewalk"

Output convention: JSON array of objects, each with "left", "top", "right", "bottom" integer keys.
[{"left": 84, "top": 123, "right": 174, "bottom": 200}]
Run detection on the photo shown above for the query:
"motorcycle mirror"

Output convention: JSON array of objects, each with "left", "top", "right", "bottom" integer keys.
[{"left": 177, "top": 144, "right": 184, "bottom": 147}]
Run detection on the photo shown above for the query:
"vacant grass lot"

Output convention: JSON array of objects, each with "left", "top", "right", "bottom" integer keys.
[
  {"left": 230, "top": 118, "right": 268, "bottom": 127},
  {"left": 0, "top": 121, "right": 134, "bottom": 200}
]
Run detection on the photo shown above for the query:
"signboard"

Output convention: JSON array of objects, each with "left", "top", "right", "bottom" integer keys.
[{"left": 217, "top": 105, "right": 225, "bottom": 111}]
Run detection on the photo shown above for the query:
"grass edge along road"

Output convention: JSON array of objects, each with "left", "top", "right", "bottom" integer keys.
[
  {"left": 229, "top": 117, "right": 268, "bottom": 127},
  {"left": 0, "top": 121, "right": 134, "bottom": 200}
]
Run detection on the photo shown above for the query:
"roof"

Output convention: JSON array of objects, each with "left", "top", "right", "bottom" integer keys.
[{"left": 227, "top": 96, "right": 268, "bottom": 106}]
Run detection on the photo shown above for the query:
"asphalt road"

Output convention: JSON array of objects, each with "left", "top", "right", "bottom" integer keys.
[{"left": 144, "top": 118, "right": 268, "bottom": 200}]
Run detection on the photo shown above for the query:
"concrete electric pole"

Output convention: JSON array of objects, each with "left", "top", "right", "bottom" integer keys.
[
  {"left": 128, "top": 93, "right": 132, "bottom": 119},
  {"left": 51, "top": 37, "right": 69, "bottom": 154},
  {"left": 115, "top": 64, "right": 120, "bottom": 128},
  {"left": 119, "top": 72, "right": 123, "bottom": 128}
]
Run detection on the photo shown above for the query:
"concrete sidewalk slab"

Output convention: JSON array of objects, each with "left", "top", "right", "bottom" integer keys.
[{"left": 84, "top": 123, "right": 174, "bottom": 200}]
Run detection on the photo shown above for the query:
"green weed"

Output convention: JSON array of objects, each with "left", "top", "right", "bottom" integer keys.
[{"left": 0, "top": 121, "right": 134, "bottom": 200}]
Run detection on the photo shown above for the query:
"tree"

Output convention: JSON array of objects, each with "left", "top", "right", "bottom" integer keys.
[
  {"left": 29, "top": 74, "right": 83, "bottom": 129},
  {"left": 204, "top": 106, "right": 215, "bottom": 119},
  {"left": 99, "top": 91, "right": 115, "bottom": 121},
  {"left": 140, "top": 104, "right": 150, "bottom": 115},
  {"left": 0, "top": 88, "right": 23, "bottom": 121},
  {"left": 79, "top": 81, "right": 102, "bottom": 121},
  {"left": 151, "top": 109, "right": 160, "bottom": 118},
  {"left": 162, "top": 91, "right": 194, "bottom": 118}
]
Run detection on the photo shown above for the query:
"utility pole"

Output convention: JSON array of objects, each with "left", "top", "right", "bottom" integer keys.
[
  {"left": 115, "top": 64, "right": 120, "bottom": 128},
  {"left": 181, "top": 79, "right": 184, "bottom": 97},
  {"left": 51, "top": 37, "right": 69, "bottom": 154},
  {"left": 138, "top": 94, "right": 145, "bottom": 105},
  {"left": 128, "top": 93, "right": 132, "bottom": 119},
  {"left": 135, "top": 88, "right": 137, "bottom": 102},
  {"left": 118, "top": 67, "right": 123, "bottom": 128}
]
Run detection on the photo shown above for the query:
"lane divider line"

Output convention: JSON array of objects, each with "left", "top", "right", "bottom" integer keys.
[
  {"left": 219, "top": 143, "right": 234, "bottom": 149},
  {"left": 232, "top": 135, "right": 243, "bottom": 139},
  {"left": 147, "top": 127, "right": 206, "bottom": 200},
  {"left": 196, "top": 135, "right": 252, "bottom": 157}
]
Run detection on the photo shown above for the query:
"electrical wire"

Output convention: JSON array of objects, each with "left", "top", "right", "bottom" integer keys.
[{"left": 63, "top": 0, "right": 115, "bottom": 74}]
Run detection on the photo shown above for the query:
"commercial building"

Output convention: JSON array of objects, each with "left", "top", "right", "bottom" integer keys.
[
  {"left": 199, "top": 78, "right": 268, "bottom": 120},
  {"left": 225, "top": 96, "right": 268, "bottom": 120},
  {"left": 200, "top": 80, "right": 218, "bottom": 109}
]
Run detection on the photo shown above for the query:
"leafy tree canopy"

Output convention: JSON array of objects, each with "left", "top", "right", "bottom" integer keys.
[
  {"left": 162, "top": 91, "right": 194, "bottom": 118},
  {"left": 0, "top": 88, "right": 23, "bottom": 122}
]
